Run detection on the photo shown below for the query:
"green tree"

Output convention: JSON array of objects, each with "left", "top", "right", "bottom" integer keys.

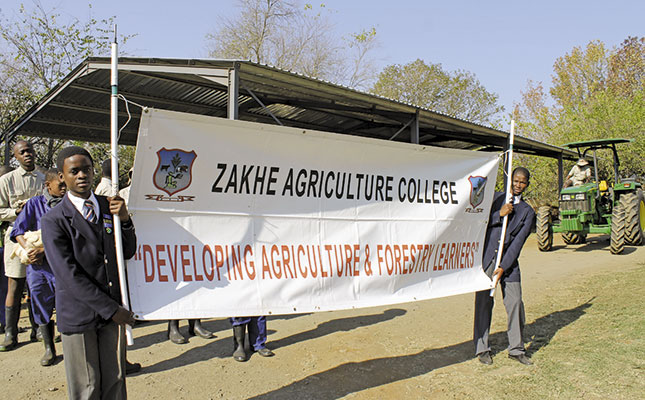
[
  {"left": 370, "top": 59, "right": 504, "bottom": 126},
  {"left": 0, "top": 1, "right": 135, "bottom": 171},
  {"left": 550, "top": 40, "right": 609, "bottom": 112},
  {"left": 607, "top": 36, "right": 644, "bottom": 98},
  {"left": 514, "top": 37, "right": 645, "bottom": 205}
]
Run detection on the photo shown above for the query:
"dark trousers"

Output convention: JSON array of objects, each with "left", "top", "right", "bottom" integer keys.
[
  {"left": 473, "top": 261, "right": 526, "bottom": 356},
  {"left": 230, "top": 316, "right": 267, "bottom": 350},
  {"left": 61, "top": 321, "right": 126, "bottom": 400},
  {"left": 26, "top": 265, "right": 56, "bottom": 325}
]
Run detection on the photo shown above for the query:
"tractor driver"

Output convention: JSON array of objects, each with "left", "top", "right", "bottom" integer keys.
[{"left": 563, "top": 158, "right": 591, "bottom": 188}]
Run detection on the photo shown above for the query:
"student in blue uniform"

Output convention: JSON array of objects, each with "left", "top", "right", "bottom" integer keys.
[
  {"left": 474, "top": 167, "right": 536, "bottom": 366},
  {"left": 230, "top": 316, "right": 274, "bottom": 362},
  {"left": 42, "top": 146, "right": 137, "bottom": 399},
  {"left": 11, "top": 169, "right": 66, "bottom": 366}
]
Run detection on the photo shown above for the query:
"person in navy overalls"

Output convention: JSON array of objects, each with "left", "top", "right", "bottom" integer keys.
[
  {"left": 230, "top": 316, "right": 274, "bottom": 361},
  {"left": 11, "top": 169, "right": 66, "bottom": 366}
]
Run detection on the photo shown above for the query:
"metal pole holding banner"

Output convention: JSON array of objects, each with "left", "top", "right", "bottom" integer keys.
[
  {"left": 490, "top": 119, "right": 515, "bottom": 297},
  {"left": 111, "top": 26, "right": 134, "bottom": 345}
]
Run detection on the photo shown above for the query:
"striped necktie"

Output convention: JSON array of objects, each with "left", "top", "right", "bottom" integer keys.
[{"left": 83, "top": 200, "right": 97, "bottom": 223}]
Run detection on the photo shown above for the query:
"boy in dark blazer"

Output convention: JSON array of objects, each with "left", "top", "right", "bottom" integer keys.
[
  {"left": 474, "top": 167, "right": 536, "bottom": 366},
  {"left": 42, "top": 147, "right": 136, "bottom": 399}
]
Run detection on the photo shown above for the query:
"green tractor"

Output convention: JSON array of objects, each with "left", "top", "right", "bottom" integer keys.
[{"left": 536, "top": 138, "right": 644, "bottom": 254}]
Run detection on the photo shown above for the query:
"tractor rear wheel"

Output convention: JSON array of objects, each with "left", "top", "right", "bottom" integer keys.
[
  {"left": 622, "top": 189, "right": 645, "bottom": 246},
  {"left": 610, "top": 203, "right": 626, "bottom": 254},
  {"left": 562, "top": 232, "right": 585, "bottom": 244},
  {"left": 536, "top": 206, "right": 553, "bottom": 251}
]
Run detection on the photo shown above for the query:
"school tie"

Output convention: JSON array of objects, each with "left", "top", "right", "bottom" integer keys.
[{"left": 83, "top": 200, "right": 97, "bottom": 224}]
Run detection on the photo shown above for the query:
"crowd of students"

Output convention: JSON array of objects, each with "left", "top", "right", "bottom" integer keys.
[{"left": 0, "top": 142, "right": 279, "bottom": 399}]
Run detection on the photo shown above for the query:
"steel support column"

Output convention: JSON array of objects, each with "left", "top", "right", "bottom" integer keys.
[
  {"left": 3, "top": 135, "right": 10, "bottom": 166},
  {"left": 410, "top": 110, "right": 419, "bottom": 144},
  {"left": 228, "top": 64, "right": 239, "bottom": 120},
  {"left": 557, "top": 153, "right": 564, "bottom": 190}
]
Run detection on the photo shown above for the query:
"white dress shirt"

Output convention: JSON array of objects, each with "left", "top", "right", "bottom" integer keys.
[{"left": 67, "top": 192, "right": 100, "bottom": 221}]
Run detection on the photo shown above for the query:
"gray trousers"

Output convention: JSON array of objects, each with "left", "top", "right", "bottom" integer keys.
[
  {"left": 473, "top": 261, "right": 526, "bottom": 356},
  {"left": 61, "top": 321, "right": 127, "bottom": 400}
]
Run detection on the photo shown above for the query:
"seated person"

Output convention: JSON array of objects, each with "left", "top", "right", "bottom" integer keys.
[{"left": 563, "top": 159, "right": 591, "bottom": 188}]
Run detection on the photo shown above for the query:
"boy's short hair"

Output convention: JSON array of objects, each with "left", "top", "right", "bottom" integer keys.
[
  {"left": 56, "top": 146, "right": 93, "bottom": 171},
  {"left": 44, "top": 168, "right": 59, "bottom": 182},
  {"left": 512, "top": 166, "right": 531, "bottom": 181}
]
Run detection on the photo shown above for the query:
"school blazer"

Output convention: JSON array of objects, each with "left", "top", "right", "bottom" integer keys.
[
  {"left": 482, "top": 192, "right": 536, "bottom": 282},
  {"left": 41, "top": 195, "right": 137, "bottom": 334}
]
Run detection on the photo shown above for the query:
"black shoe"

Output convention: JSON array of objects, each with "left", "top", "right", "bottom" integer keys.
[
  {"left": 188, "top": 319, "right": 215, "bottom": 339},
  {"left": 508, "top": 354, "right": 533, "bottom": 365},
  {"left": 232, "top": 325, "right": 247, "bottom": 362},
  {"left": 167, "top": 320, "right": 187, "bottom": 344},
  {"left": 256, "top": 347, "right": 274, "bottom": 357},
  {"left": 126, "top": 360, "right": 142, "bottom": 375},
  {"left": 477, "top": 351, "right": 492, "bottom": 365}
]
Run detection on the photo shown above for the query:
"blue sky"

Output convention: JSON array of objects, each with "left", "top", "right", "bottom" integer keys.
[{"left": 1, "top": 0, "right": 643, "bottom": 115}]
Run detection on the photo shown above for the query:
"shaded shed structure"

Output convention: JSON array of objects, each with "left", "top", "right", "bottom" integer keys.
[{"left": 2, "top": 58, "right": 576, "bottom": 185}]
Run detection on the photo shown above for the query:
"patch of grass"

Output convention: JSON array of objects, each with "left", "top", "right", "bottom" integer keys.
[{"left": 440, "top": 263, "right": 645, "bottom": 400}]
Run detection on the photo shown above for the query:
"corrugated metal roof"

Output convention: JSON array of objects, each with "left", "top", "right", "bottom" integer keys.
[{"left": 2, "top": 57, "right": 578, "bottom": 160}]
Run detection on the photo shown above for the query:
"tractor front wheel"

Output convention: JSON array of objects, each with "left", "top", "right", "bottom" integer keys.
[
  {"left": 536, "top": 206, "right": 553, "bottom": 251},
  {"left": 610, "top": 203, "right": 626, "bottom": 255},
  {"left": 622, "top": 189, "right": 645, "bottom": 246},
  {"left": 562, "top": 232, "right": 585, "bottom": 245}
]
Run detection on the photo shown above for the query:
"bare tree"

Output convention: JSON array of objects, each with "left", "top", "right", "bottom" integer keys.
[{"left": 205, "top": 0, "right": 378, "bottom": 89}]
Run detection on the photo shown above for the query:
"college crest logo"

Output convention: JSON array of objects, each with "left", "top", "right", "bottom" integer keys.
[
  {"left": 153, "top": 148, "right": 197, "bottom": 197},
  {"left": 468, "top": 176, "right": 487, "bottom": 208}
]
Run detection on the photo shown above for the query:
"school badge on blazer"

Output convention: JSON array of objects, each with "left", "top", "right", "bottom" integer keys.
[
  {"left": 147, "top": 148, "right": 197, "bottom": 202},
  {"left": 103, "top": 215, "right": 114, "bottom": 234}
]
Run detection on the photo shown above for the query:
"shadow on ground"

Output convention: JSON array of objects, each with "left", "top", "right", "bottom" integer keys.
[
  {"left": 247, "top": 301, "right": 592, "bottom": 400},
  {"left": 140, "top": 308, "right": 406, "bottom": 374},
  {"left": 129, "top": 318, "right": 232, "bottom": 351},
  {"left": 550, "top": 235, "right": 637, "bottom": 254},
  {"left": 130, "top": 314, "right": 312, "bottom": 351},
  {"left": 270, "top": 308, "right": 406, "bottom": 349}
]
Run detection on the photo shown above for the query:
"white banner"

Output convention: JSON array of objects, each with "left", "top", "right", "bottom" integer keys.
[{"left": 126, "top": 109, "right": 499, "bottom": 319}]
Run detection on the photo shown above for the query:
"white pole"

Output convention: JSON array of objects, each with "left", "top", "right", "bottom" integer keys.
[
  {"left": 490, "top": 119, "right": 515, "bottom": 297},
  {"left": 110, "top": 26, "right": 134, "bottom": 345}
]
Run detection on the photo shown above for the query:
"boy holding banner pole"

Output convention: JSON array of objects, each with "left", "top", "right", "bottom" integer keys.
[
  {"left": 473, "top": 166, "right": 535, "bottom": 366},
  {"left": 42, "top": 146, "right": 137, "bottom": 399}
]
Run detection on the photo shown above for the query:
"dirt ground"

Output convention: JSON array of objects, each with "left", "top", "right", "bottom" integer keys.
[{"left": 2, "top": 233, "right": 643, "bottom": 400}]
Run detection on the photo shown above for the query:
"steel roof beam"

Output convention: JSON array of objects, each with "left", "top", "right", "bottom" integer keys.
[
  {"left": 49, "top": 101, "right": 141, "bottom": 119},
  {"left": 30, "top": 117, "right": 138, "bottom": 137},
  {"left": 88, "top": 60, "right": 231, "bottom": 78},
  {"left": 68, "top": 83, "right": 225, "bottom": 115}
]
